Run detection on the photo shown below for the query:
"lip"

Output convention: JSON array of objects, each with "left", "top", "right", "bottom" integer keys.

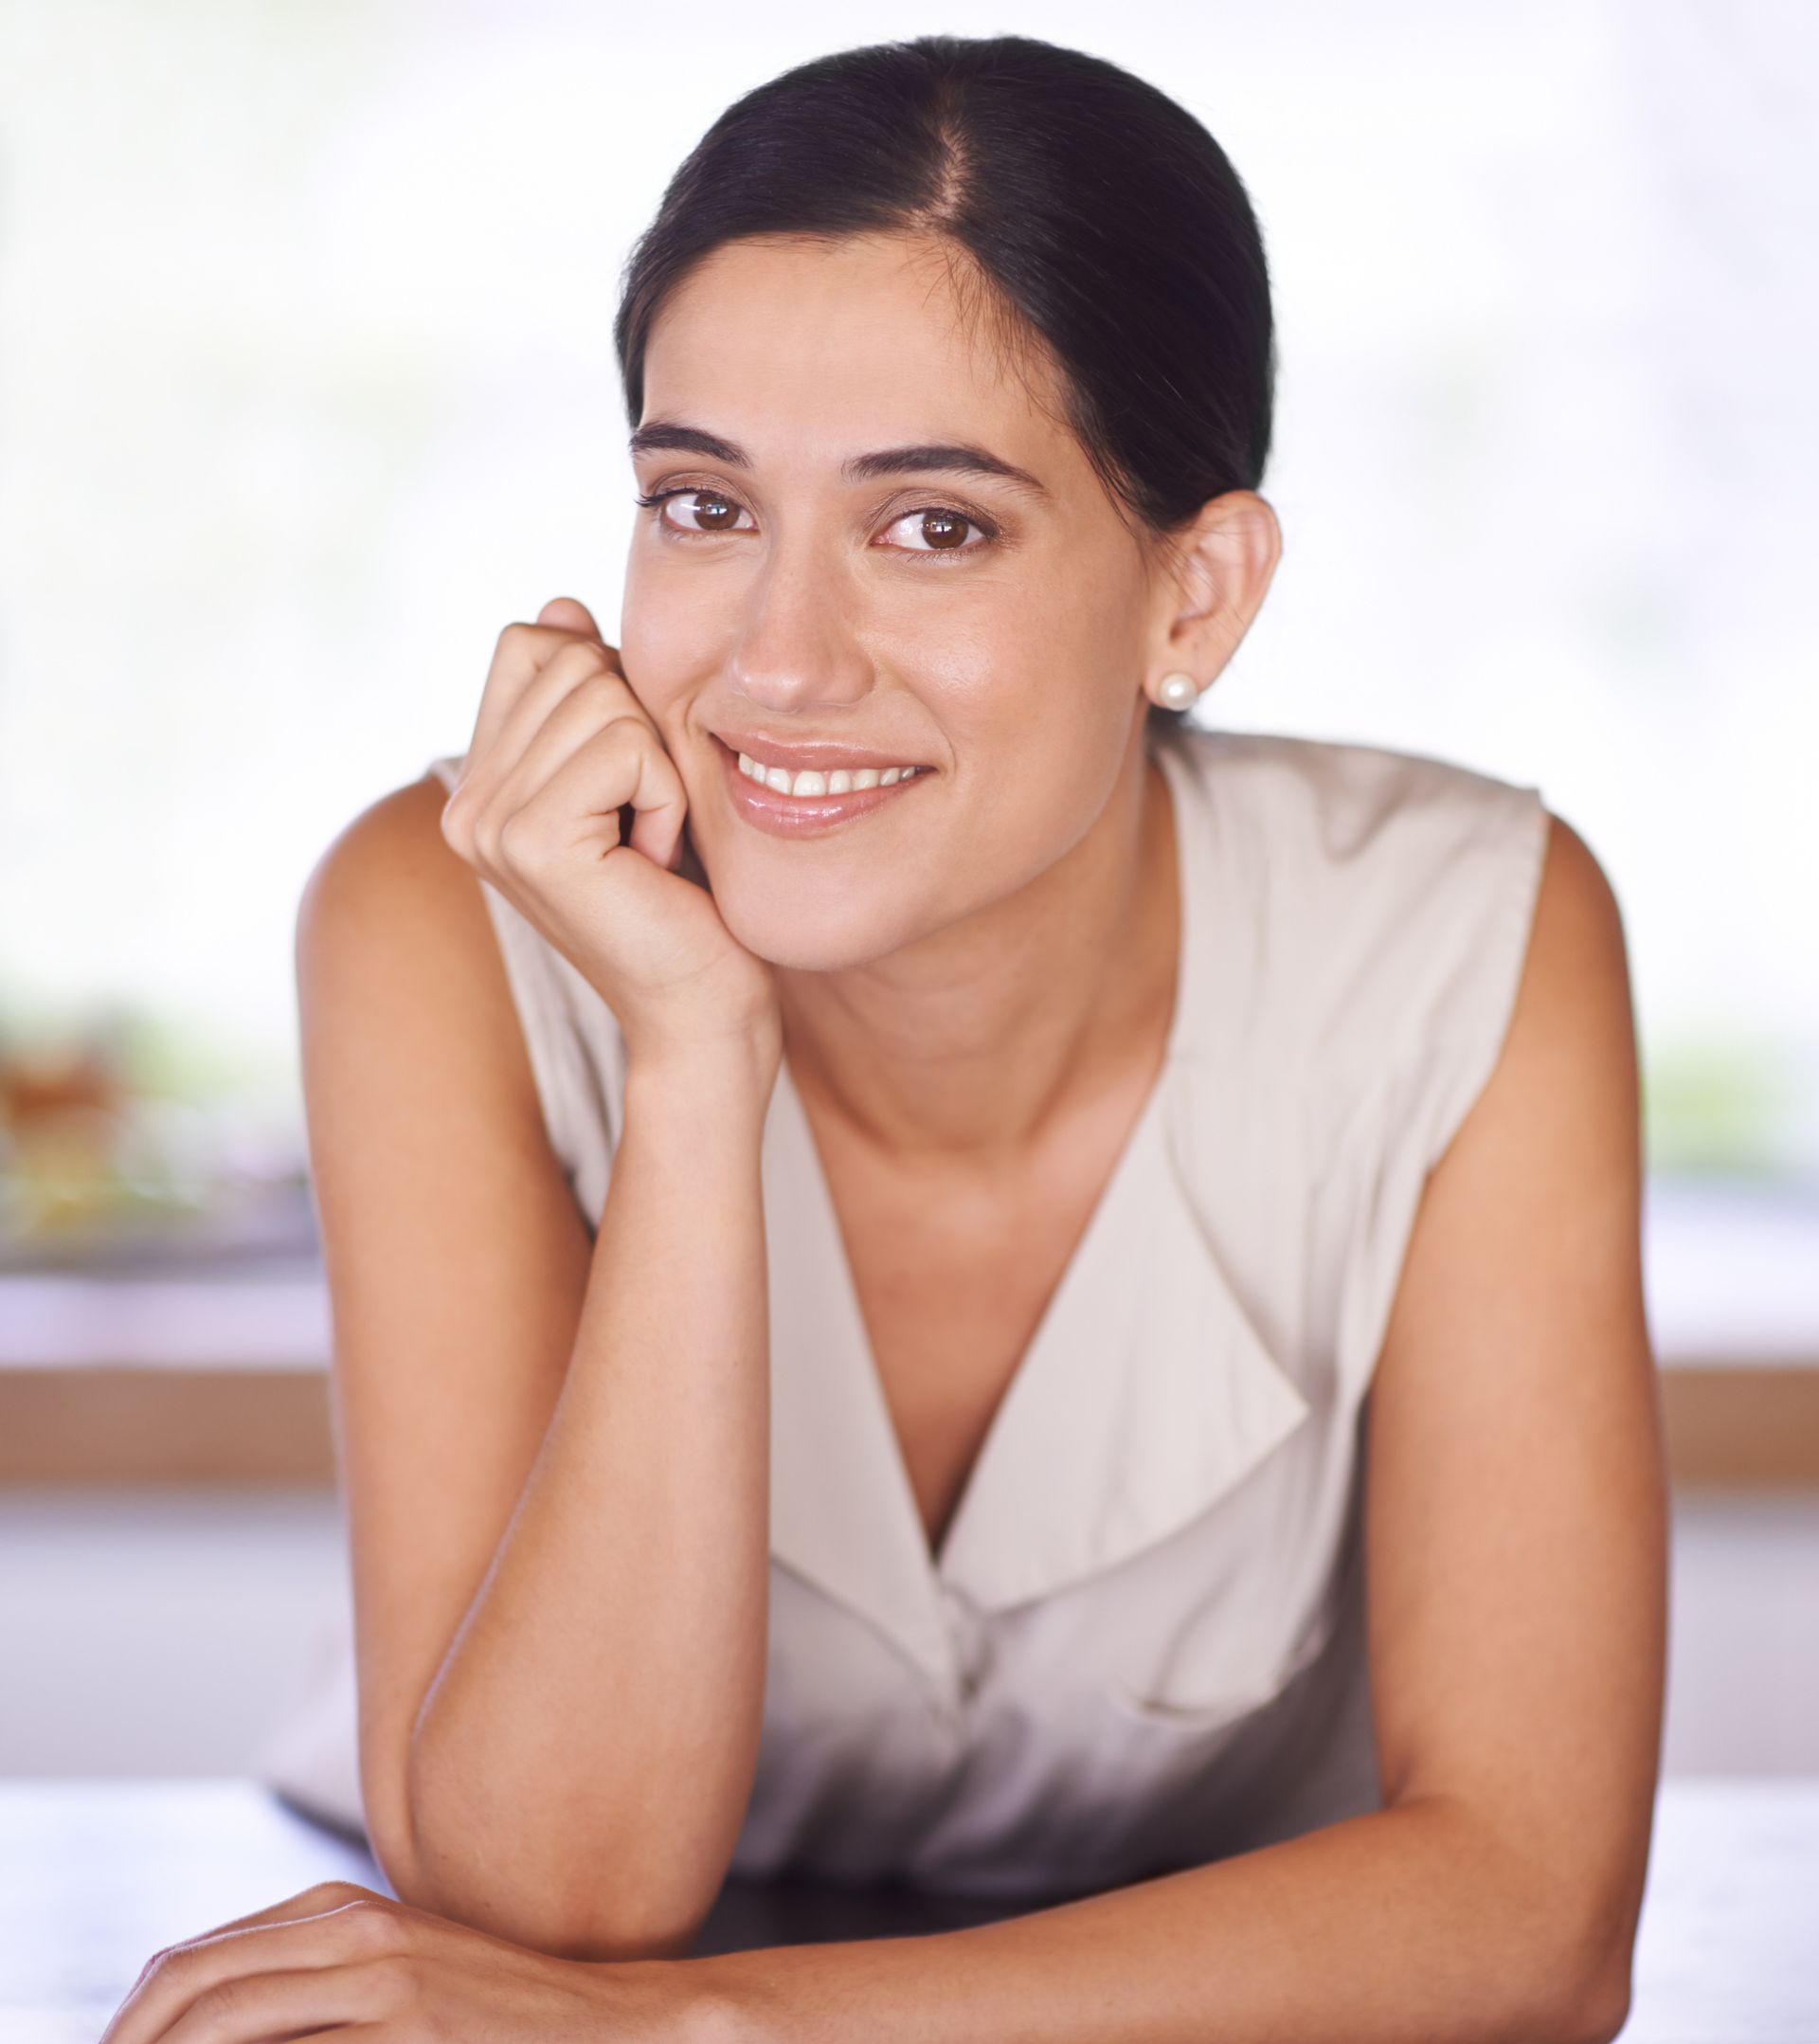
[
  {"left": 713, "top": 733, "right": 934, "bottom": 838},
  {"left": 710, "top": 727, "right": 934, "bottom": 774}
]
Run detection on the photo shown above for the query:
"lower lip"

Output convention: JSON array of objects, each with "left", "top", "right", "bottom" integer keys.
[{"left": 715, "top": 737, "right": 934, "bottom": 838}]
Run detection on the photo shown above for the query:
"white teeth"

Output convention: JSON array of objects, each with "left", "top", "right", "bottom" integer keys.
[{"left": 736, "top": 751, "right": 925, "bottom": 799}]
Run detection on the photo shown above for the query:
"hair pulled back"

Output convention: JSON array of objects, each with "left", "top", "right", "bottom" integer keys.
[{"left": 613, "top": 34, "right": 1276, "bottom": 729}]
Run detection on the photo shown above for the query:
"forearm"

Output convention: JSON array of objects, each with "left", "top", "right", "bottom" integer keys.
[
  {"left": 404, "top": 1040, "right": 779, "bottom": 1955},
  {"left": 692, "top": 1797, "right": 1625, "bottom": 2044}
]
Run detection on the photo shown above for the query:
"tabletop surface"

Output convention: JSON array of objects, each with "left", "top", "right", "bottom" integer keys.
[{"left": 4, "top": 1776, "right": 1815, "bottom": 2043}]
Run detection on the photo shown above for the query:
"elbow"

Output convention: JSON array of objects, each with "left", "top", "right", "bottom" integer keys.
[
  {"left": 1474, "top": 1915, "right": 1633, "bottom": 2044},
  {"left": 1522, "top": 1899, "right": 1638, "bottom": 2044},
  {"left": 358, "top": 1764, "right": 428, "bottom": 1912},
  {"left": 1554, "top": 1937, "right": 1635, "bottom": 2044},
  {"left": 1542, "top": 1967, "right": 1631, "bottom": 2044},
  {"left": 417, "top": 1863, "right": 715, "bottom": 1964},
  {"left": 395, "top": 1856, "right": 711, "bottom": 1963},
  {"left": 370, "top": 1777, "right": 713, "bottom": 1964},
  {"left": 1427, "top": 1790, "right": 1644, "bottom": 2044}
]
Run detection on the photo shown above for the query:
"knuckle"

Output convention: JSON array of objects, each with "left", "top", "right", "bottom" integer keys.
[
  {"left": 495, "top": 807, "right": 545, "bottom": 871},
  {"left": 190, "top": 1973, "right": 253, "bottom": 2027},
  {"left": 338, "top": 1895, "right": 407, "bottom": 1953},
  {"left": 438, "top": 792, "right": 470, "bottom": 850},
  {"left": 594, "top": 703, "right": 646, "bottom": 753},
  {"left": 145, "top": 1939, "right": 204, "bottom": 1979},
  {"left": 305, "top": 1879, "right": 370, "bottom": 1905},
  {"left": 576, "top": 666, "right": 623, "bottom": 705},
  {"left": 542, "top": 638, "right": 601, "bottom": 689},
  {"left": 373, "top": 1947, "right": 429, "bottom": 2013}
]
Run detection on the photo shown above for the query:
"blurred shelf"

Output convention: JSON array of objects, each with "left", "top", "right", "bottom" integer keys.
[
  {"left": 0, "top": 1176, "right": 318, "bottom": 1280},
  {"left": 0, "top": 1172, "right": 1814, "bottom": 1486}
]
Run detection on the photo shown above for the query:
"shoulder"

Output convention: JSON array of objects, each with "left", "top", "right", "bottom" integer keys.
[
  {"left": 1489, "top": 808, "right": 1635, "bottom": 1124},
  {"left": 1166, "top": 724, "right": 1540, "bottom": 860},
  {"left": 1166, "top": 727, "right": 1551, "bottom": 1086},
  {"left": 298, "top": 769, "right": 468, "bottom": 921},
  {"left": 296, "top": 770, "right": 542, "bottom": 1127},
  {"left": 1525, "top": 809, "right": 1630, "bottom": 994}
]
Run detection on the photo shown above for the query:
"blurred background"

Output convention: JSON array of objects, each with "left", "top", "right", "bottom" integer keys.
[{"left": 2, "top": 0, "right": 1815, "bottom": 1795}]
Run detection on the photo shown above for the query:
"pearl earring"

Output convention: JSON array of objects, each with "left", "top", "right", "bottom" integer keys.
[{"left": 1154, "top": 671, "right": 1198, "bottom": 711}]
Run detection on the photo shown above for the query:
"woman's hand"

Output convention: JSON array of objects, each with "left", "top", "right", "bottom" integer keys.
[
  {"left": 98, "top": 1877, "right": 734, "bottom": 2043},
  {"left": 441, "top": 595, "right": 780, "bottom": 1068}
]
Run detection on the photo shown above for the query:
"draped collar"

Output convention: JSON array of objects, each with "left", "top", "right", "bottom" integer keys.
[{"left": 761, "top": 731, "right": 1312, "bottom": 1707}]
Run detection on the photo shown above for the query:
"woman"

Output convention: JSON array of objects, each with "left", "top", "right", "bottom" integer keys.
[{"left": 107, "top": 31, "right": 1666, "bottom": 2044}]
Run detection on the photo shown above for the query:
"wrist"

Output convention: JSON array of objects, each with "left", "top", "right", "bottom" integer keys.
[
  {"left": 582, "top": 1954, "right": 767, "bottom": 2044},
  {"left": 623, "top": 1033, "right": 781, "bottom": 1124},
  {"left": 659, "top": 1950, "right": 783, "bottom": 2044}
]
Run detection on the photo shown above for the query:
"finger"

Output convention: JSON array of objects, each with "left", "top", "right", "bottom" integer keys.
[
  {"left": 99, "top": 1891, "right": 393, "bottom": 2044},
  {"left": 150, "top": 1957, "right": 397, "bottom": 2044},
  {"left": 537, "top": 593, "right": 602, "bottom": 638},
  {"left": 264, "top": 2031, "right": 387, "bottom": 2043},
  {"left": 454, "top": 640, "right": 633, "bottom": 852},
  {"left": 470, "top": 636, "right": 626, "bottom": 808},
  {"left": 272, "top": 2030, "right": 387, "bottom": 2043},
  {"left": 179, "top": 1879, "right": 389, "bottom": 1943},
  {"left": 466, "top": 606, "right": 615, "bottom": 766},
  {"left": 482, "top": 675, "right": 663, "bottom": 858},
  {"left": 525, "top": 716, "right": 689, "bottom": 876}
]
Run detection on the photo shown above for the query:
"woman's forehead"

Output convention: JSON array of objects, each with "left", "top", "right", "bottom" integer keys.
[{"left": 640, "top": 234, "right": 1078, "bottom": 479}]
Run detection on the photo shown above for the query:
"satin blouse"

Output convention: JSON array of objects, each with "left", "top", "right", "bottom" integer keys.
[{"left": 256, "top": 719, "right": 1549, "bottom": 1902}]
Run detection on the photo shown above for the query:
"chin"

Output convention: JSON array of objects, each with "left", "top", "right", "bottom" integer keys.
[{"left": 714, "top": 879, "right": 932, "bottom": 975}]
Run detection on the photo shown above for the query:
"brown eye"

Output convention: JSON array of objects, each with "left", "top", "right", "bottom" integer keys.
[
  {"left": 883, "top": 504, "right": 997, "bottom": 559},
  {"left": 636, "top": 487, "right": 753, "bottom": 535},
  {"left": 676, "top": 490, "right": 741, "bottom": 532}
]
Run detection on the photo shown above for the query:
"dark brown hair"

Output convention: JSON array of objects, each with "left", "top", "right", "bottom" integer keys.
[{"left": 614, "top": 33, "right": 1276, "bottom": 732}]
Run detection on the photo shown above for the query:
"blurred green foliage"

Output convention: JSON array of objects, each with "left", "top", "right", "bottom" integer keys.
[
  {"left": 2, "top": 981, "right": 1812, "bottom": 1272},
  {"left": 1643, "top": 1033, "right": 1810, "bottom": 1183}
]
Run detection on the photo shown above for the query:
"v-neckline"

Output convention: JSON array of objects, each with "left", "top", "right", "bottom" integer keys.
[{"left": 771, "top": 730, "right": 1201, "bottom": 1586}]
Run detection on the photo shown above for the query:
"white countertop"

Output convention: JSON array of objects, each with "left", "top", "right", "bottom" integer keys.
[{"left": 2, "top": 1777, "right": 1814, "bottom": 2041}]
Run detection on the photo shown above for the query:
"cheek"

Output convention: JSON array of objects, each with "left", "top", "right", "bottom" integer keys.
[
  {"left": 619, "top": 559, "right": 720, "bottom": 700},
  {"left": 884, "top": 593, "right": 1059, "bottom": 729},
  {"left": 932, "top": 678, "right": 1134, "bottom": 891},
  {"left": 915, "top": 594, "right": 1134, "bottom": 761}
]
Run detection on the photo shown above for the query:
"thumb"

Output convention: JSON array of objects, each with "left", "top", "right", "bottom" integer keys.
[{"left": 536, "top": 594, "right": 602, "bottom": 640}]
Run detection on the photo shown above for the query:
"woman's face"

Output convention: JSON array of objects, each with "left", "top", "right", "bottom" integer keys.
[{"left": 619, "top": 229, "right": 1166, "bottom": 973}]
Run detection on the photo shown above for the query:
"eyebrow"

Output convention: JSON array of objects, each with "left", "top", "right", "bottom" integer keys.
[{"left": 627, "top": 420, "right": 1050, "bottom": 500}]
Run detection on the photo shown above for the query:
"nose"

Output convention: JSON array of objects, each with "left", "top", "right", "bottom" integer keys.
[{"left": 726, "top": 534, "right": 873, "bottom": 717}]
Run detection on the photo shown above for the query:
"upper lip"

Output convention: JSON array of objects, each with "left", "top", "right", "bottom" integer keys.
[{"left": 712, "top": 729, "right": 933, "bottom": 773}]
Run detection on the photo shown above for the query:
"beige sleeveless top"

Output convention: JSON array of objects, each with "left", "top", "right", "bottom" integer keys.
[{"left": 257, "top": 721, "right": 1548, "bottom": 1902}]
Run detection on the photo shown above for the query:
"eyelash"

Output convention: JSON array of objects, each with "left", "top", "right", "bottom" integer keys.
[{"left": 633, "top": 486, "right": 1000, "bottom": 564}]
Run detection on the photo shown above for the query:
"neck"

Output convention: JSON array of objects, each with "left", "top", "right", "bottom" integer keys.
[{"left": 774, "top": 722, "right": 1181, "bottom": 1166}]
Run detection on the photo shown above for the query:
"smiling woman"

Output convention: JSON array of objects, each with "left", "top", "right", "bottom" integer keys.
[{"left": 108, "top": 29, "right": 1668, "bottom": 2044}]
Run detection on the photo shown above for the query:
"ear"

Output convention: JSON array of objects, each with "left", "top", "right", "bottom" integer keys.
[{"left": 1146, "top": 490, "right": 1283, "bottom": 692}]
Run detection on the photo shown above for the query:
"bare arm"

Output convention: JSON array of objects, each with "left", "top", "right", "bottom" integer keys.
[
  {"left": 689, "top": 1800, "right": 1615, "bottom": 2044},
  {"left": 405, "top": 1040, "right": 779, "bottom": 1958},
  {"left": 297, "top": 775, "right": 780, "bottom": 1964},
  {"left": 681, "top": 814, "right": 1665, "bottom": 2044}
]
